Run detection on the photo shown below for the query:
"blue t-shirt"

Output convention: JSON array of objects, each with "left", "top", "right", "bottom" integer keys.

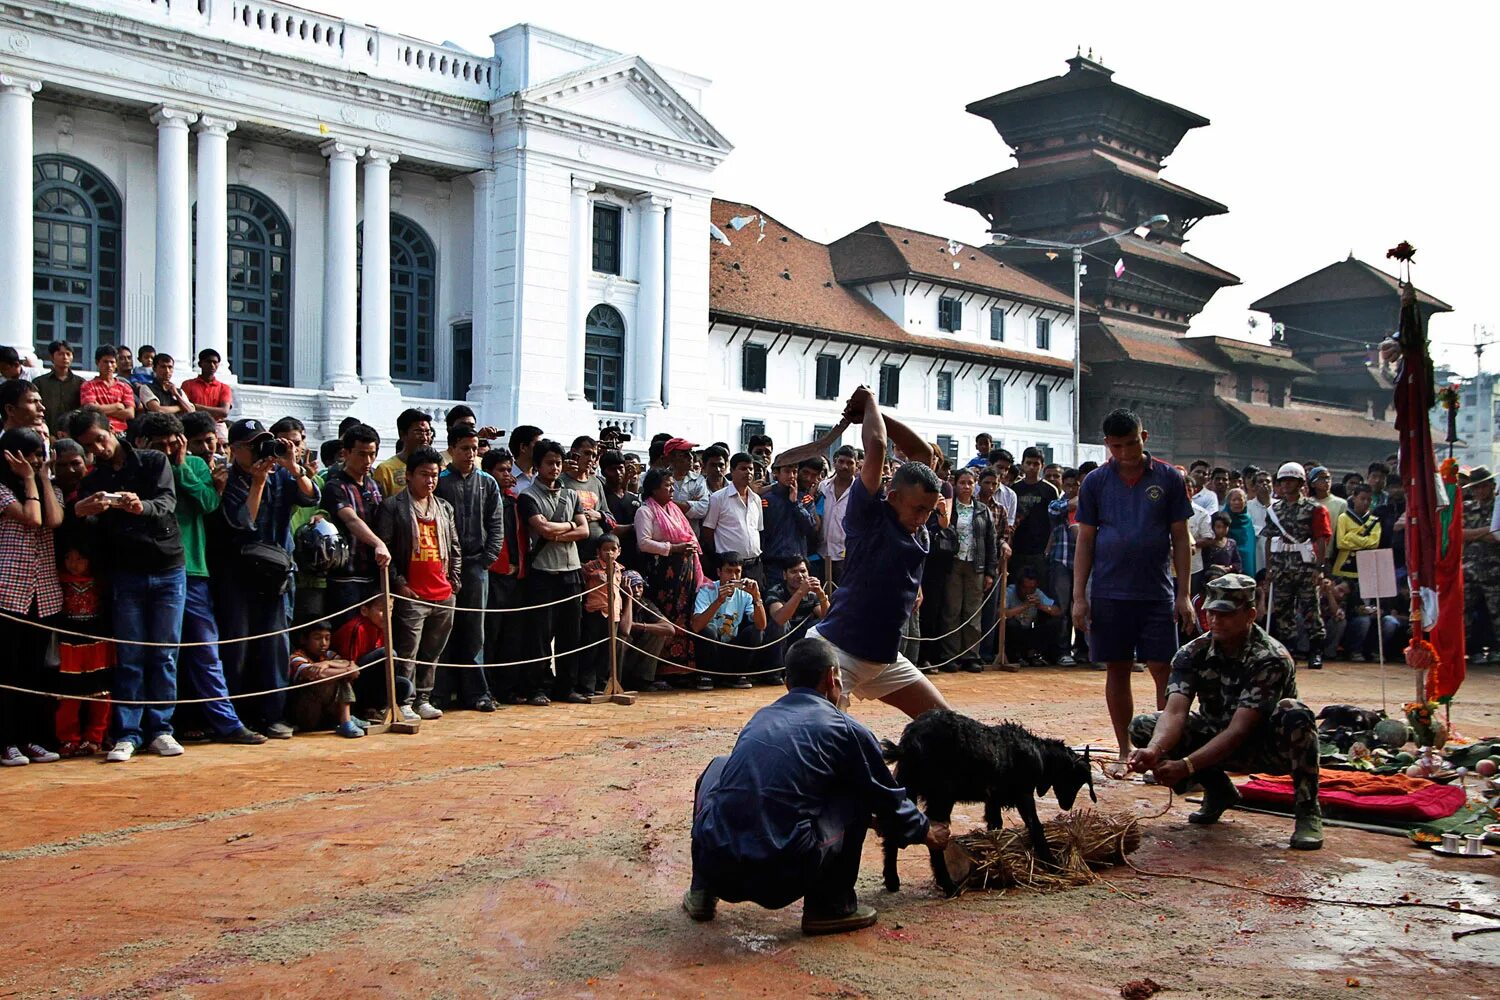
[
  {"left": 695, "top": 581, "right": 754, "bottom": 638},
  {"left": 817, "top": 477, "right": 927, "bottom": 663},
  {"left": 1076, "top": 456, "right": 1192, "bottom": 602}
]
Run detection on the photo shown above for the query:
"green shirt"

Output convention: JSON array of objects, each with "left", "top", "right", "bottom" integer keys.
[{"left": 173, "top": 454, "right": 220, "bottom": 578}]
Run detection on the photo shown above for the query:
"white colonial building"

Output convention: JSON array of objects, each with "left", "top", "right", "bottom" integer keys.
[
  {"left": 706, "top": 201, "right": 1080, "bottom": 464},
  {"left": 0, "top": 0, "right": 730, "bottom": 443}
]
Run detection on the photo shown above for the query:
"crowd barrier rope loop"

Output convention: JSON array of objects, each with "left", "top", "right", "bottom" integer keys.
[{"left": 390, "top": 581, "right": 605, "bottom": 613}]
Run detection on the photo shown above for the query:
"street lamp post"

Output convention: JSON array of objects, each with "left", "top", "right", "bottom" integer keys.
[{"left": 991, "top": 215, "right": 1170, "bottom": 464}]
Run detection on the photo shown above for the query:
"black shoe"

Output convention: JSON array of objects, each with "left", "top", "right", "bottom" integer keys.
[
  {"left": 563, "top": 692, "right": 590, "bottom": 704},
  {"left": 1307, "top": 652, "right": 1323, "bottom": 670},
  {"left": 217, "top": 727, "right": 268, "bottom": 746},
  {"left": 729, "top": 676, "right": 753, "bottom": 689},
  {"left": 682, "top": 889, "right": 717, "bottom": 922},
  {"left": 961, "top": 661, "right": 984, "bottom": 673},
  {"left": 695, "top": 676, "right": 714, "bottom": 691},
  {"left": 802, "top": 903, "right": 878, "bottom": 936},
  {"left": 939, "top": 663, "right": 960, "bottom": 673},
  {"left": 177, "top": 729, "right": 213, "bottom": 745},
  {"left": 470, "top": 697, "right": 497, "bottom": 713},
  {"left": 1188, "top": 770, "right": 1242, "bottom": 825},
  {"left": 526, "top": 693, "right": 550, "bottom": 707}
]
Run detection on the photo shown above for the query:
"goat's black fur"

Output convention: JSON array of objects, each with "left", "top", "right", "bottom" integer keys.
[{"left": 880, "top": 709, "right": 1095, "bottom": 896}]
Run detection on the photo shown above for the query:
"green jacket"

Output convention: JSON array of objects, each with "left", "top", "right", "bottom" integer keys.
[{"left": 173, "top": 454, "right": 220, "bottom": 578}]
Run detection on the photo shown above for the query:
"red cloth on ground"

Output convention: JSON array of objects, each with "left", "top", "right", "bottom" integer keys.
[{"left": 1239, "top": 773, "right": 1466, "bottom": 821}]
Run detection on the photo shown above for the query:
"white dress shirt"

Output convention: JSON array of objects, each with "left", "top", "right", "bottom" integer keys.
[
  {"left": 703, "top": 483, "right": 764, "bottom": 558},
  {"left": 820, "top": 476, "right": 854, "bottom": 562}
]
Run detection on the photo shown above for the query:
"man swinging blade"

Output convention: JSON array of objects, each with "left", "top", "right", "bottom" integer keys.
[{"left": 768, "top": 386, "right": 953, "bottom": 719}]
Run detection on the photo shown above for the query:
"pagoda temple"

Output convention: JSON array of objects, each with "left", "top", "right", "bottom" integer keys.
[{"left": 947, "top": 52, "right": 1241, "bottom": 454}]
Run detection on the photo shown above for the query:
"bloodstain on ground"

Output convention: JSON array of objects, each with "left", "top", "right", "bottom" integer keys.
[{"left": 4, "top": 661, "right": 1499, "bottom": 998}]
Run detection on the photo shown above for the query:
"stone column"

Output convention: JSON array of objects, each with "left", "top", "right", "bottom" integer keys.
[
  {"left": 320, "top": 139, "right": 364, "bottom": 391},
  {"left": 359, "top": 148, "right": 398, "bottom": 387},
  {"left": 634, "top": 193, "right": 669, "bottom": 411},
  {"left": 192, "top": 115, "right": 235, "bottom": 369},
  {"left": 151, "top": 105, "right": 197, "bottom": 363},
  {"left": 565, "top": 177, "right": 594, "bottom": 401},
  {"left": 0, "top": 72, "right": 40, "bottom": 354},
  {"left": 467, "top": 169, "right": 493, "bottom": 399}
]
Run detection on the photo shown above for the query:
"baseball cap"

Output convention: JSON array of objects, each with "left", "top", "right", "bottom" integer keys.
[
  {"left": 227, "top": 418, "right": 273, "bottom": 447},
  {"left": 1307, "top": 465, "right": 1330, "bottom": 481},
  {"left": 663, "top": 437, "right": 698, "bottom": 455},
  {"left": 1202, "top": 573, "right": 1258, "bottom": 613},
  {"left": 1275, "top": 462, "right": 1307, "bottom": 482}
]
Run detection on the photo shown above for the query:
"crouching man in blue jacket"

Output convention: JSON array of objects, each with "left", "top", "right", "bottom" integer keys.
[{"left": 683, "top": 637, "right": 949, "bottom": 935}]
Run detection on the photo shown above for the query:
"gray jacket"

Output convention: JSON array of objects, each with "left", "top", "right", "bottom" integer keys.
[
  {"left": 956, "top": 500, "right": 998, "bottom": 579},
  {"left": 436, "top": 467, "right": 504, "bottom": 566},
  {"left": 374, "top": 490, "right": 462, "bottom": 594}
]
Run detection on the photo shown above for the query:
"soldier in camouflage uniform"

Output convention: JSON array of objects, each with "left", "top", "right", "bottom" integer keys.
[
  {"left": 1461, "top": 467, "right": 1499, "bottom": 662},
  {"left": 1260, "top": 462, "right": 1332, "bottom": 669},
  {"left": 1129, "top": 573, "right": 1323, "bottom": 850}
]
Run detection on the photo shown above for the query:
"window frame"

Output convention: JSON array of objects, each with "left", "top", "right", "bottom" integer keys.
[
  {"left": 936, "top": 370, "right": 954, "bottom": 412},
  {"left": 987, "top": 378, "right": 1004, "bottom": 416},
  {"left": 583, "top": 303, "right": 626, "bottom": 411},
  {"left": 741, "top": 341, "right": 768, "bottom": 393},
  {"left": 221, "top": 185, "right": 293, "bottom": 388},
  {"left": 938, "top": 295, "right": 962, "bottom": 333},
  {"left": 32, "top": 155, "right": 123, "bottom": 361},
  {"left": 1035, "top": 385, "right": 1050, "bottom": 422},
  {"left": 739, "top": 419, "right": 766, "bottom": 453},
  {"left": 814, "top": 353, "right": 841, "bottom": 400},
  {"left": 1036, "top": 316, "right": 1052, "bottom": 350},
  {"left": 591, "top": 202, "right": 622, "bottom": 275},
  {"left": 878, "top": 363, "right": 901, "bottom": 407},
  {"left": 989, "top": 308, "right": 1005, "bottom": 342}
]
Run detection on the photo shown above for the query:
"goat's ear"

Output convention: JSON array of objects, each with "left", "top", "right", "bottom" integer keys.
[{"left": 879, "top": 738, "right": 901, "bottom": 763}]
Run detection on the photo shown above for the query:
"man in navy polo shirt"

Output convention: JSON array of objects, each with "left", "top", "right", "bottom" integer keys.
[
  {"left": 1072, "top": 408, "right": 1195, "bottom": 768},
  {"left": 779, "top": 386, "right": 952, "bottom": 720}
]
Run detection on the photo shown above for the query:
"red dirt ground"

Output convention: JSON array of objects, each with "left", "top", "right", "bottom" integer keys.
[{"left": 6, "top": 661, "right": 1499, "bottom": 999}]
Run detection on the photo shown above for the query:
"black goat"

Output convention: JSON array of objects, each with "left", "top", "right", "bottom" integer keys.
[{"left": 880, "top": 709, "right": 1095, "bottom": 897}]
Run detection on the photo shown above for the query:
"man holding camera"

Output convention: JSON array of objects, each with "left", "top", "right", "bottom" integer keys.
[{"left": 215, "top": 418, "right": 319, "bottom": 738}]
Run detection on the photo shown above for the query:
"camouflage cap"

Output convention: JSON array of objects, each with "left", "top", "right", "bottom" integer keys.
[{"left": 1203, "top": 572, "right": 1257, "bottom": 613}]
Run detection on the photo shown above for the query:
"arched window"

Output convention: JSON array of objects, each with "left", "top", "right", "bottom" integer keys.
[
  {"left": 32, "top": 156, "right": 122, "bottom": 359},
  {"left": 584, "top": 304, "right": 625, "bottom": 411},
  {"left": 356, "top": 214, "right": 436, "bottom": 382},
  {"left": 225, "top": 186, "right": 292, "bottom": 387}
]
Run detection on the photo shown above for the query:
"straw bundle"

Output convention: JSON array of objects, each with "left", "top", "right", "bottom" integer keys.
[{"left": 941, "top": 809, "right": 1143, "bottom": 894}]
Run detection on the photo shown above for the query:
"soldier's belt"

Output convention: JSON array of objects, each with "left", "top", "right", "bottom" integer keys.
[{"left": 1270, "top": 538, "right": 1315, "bottom": 562}]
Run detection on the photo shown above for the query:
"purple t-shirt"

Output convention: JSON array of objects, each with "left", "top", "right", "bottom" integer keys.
[
  {"left": 1076, "top": 456, "right": 1192, "bottom": 602},
  {"left": 816, "top": 477, "right": 927, "bottom": 663}
]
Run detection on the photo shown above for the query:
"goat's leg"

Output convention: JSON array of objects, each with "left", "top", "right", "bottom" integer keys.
[
  {"left": 1017, "top": 797, "right": 1056, "bottom": 867},
  {"left": 983, "top": 798, "right": 1006, "bottom": 831},
  {"left": 923, "top": 798, "right": 960, "bottom": 897}
]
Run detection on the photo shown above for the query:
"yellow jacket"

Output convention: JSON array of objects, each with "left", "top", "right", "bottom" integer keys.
[{"left": 1332, "top": 510, "right": 1381, "bottom": 578}]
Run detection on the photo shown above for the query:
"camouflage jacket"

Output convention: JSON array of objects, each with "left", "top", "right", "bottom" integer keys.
[
  {"left": 1167, "top": 624, "right": 1298, "bottom": 731},
  {"left": 1463, "top": 495, "right": 1495, "bottom": 567}
]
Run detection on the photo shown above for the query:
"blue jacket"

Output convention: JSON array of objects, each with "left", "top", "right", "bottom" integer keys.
[
  {"left": 692, "top": 689, "right": 927, "bottom": 864},
  {"left": 761, "top": 482, "right": 817, "bottom": 563}
]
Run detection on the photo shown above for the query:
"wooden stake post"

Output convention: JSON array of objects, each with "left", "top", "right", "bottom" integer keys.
[
  {"left": 381, "top": 565, "right": 420, "bottom": 734},
  {"left": 588, "top": 569, "right": 636, "bottom": 706}
]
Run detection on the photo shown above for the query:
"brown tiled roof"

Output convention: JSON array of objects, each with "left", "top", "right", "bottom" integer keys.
[
  {"left": 946, "top": 151, "right": 1228, "bottom": 217},
  {"left": 966, "top": 59, "right": 1209, "bottom": 129},
  {"left": 1216, "top": 397, "right": 1395, "bottom": 442},
  {"left": 1090, "top": 319, "right": 1225, "bottom": 373},
  {"left": 1251, "top": 257, "right": 1452, "bottom": 312},
  {"left": 1104, "top": 233, "right": 1239, "bottom": 286},
  {"left": 1302, "top": 366, "right": 1396, "bottom": 394},
  {"left": 1193, "top": 337, "right": 1313, "bottom": 375},
  {"left": 709, "top": 200, "right": 1073, "bottom": 376},
  {"left": 828, "top": 221, "right": 1076, "bottom": 309}
]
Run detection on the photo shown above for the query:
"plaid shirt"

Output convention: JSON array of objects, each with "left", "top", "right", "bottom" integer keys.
[
  {"left": 0, "top": 482, "right": 63, "bottom": 616},
  {"left": 1045, "top": 494, "right": 1074, "bottom": 568}
]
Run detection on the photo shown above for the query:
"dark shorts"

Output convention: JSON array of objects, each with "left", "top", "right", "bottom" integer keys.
[{"left": 1089, "top": 597, "right": 1178, "bottom": 664}]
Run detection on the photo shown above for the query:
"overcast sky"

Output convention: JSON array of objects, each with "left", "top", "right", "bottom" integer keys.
[{"left": 330, "top": 0, "right": 1495, "bottom": 374}]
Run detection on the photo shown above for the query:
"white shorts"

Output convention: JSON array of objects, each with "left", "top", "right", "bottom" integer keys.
[{"left": 806, "top": 625, "right": 926, "bottom": 704}]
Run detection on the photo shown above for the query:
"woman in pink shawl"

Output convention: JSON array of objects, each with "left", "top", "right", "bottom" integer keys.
[{"left": 633, "top": 468, "right": 705, "bottom": 674}]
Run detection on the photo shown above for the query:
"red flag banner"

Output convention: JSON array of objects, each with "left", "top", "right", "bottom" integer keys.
[
  {"left": 1393, "top": 280, "right": 1442, "bottom": 677},
  {"left": 1427, "top": 465, "right": 1466, "bottom": 701}
]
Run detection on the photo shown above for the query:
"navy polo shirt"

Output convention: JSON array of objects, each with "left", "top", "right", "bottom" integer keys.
[
  {"left": 1076, "top": 456, "right": 1192, "bottom": 602},
  {"left": 817, "top": 477, "right": 926, "bottom": 663}
]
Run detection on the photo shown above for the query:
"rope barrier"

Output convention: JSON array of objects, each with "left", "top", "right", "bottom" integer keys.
[
  {"left": 0, "top": 657, "right": 385, "bottom": 706},
  {"left": 390, "top": 581, "right": 606, "bottom": 613},
  {"left": 0, "top": 597, "right": 372, "bottom": 649},
  {"left": 402, "top": 634, "right": 611, "bottom": 670},
  {"left": 910, "top": 579, "right": 999, "bottom": 643},
  {"left": 623, "top": 590, "right": 814, "bottom": 652},
  {"left": 615, "top": 635, "right": 789, "bottom": 678}
]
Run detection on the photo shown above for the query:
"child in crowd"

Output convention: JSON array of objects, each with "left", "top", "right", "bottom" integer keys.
[
  {"left": 287, "top": 621, "right": 365, "bottom": 738},
  {"left": 622, "top": 569, "right": 674, "bottom": 691},
  {"left": 578, "top": 534, "right": 634, "bottom": 696},
  {"left": 331, "top": 596, "right": 414, "bottom": 723},
  {"left": 1201, "top": 511, "right": 1242, "bottom": 577},
  {"left": 53, "top": 545, "right": 114, "bottom": 756}
]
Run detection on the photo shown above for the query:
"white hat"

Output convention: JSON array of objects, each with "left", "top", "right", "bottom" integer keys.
[{"left": 1276, "top": 462, "right": 1307, "bottom": 481}]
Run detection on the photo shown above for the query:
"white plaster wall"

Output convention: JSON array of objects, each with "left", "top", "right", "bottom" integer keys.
[{"left": 704, "top": 322, "right": 1076, "bottom": 461}]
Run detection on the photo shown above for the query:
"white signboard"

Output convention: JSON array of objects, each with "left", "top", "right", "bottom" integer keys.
[{"left": 1355, "top": 548, "right": 1398, "bottom": 600}]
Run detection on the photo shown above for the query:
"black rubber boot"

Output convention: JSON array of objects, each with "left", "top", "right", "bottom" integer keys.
[{"left": 1187, "top": 768, "right": 1242, "bottom": 825}]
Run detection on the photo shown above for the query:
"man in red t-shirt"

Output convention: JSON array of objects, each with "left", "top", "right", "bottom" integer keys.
[
  {"left": 180, "top": 349, "right": 233, "bottom": 438},
  {"left": 373, "top": 447, "right": 460, "bottom": 722},
  {"left": 78, "top": 345, "right": 136, "bottom": 432},
  {"left": 1262, "top": 462, "right": 1334, "bottom": 670}
]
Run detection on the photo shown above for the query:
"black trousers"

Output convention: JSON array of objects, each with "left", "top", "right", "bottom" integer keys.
[
  {"left": 691, "top": 755, "right": 866, "bottom": 916},
  {"left": 350, "top": 648, "right": 413, "bottom": 715},
  {"left": 522, "top": 570, "right": 582, "bottom": 699},
  {"left": 216, "top": 575, "right": 290, "bottom": 730},
  {"left": 579, "top": 612, "right": 615, "bottom": 694},
  {"left": 433, "top": 563, "right": 493, "bottom": 706},
  {"left": 484, "top": 572, "right": 522, "bottom": 698},
  {"left": 0, "top": 606, "right": 53, "bottom": 749},
  {"left": 695, "top": 623, "right": 763, "bottom": 680},
  {"left": 1005, "top": 618, "right": 1059, "bottom": 662}
]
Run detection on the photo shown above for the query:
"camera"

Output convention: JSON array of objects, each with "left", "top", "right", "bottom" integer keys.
[{"left": 256, "top": 436, "right": 291, "bottom": 461}]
